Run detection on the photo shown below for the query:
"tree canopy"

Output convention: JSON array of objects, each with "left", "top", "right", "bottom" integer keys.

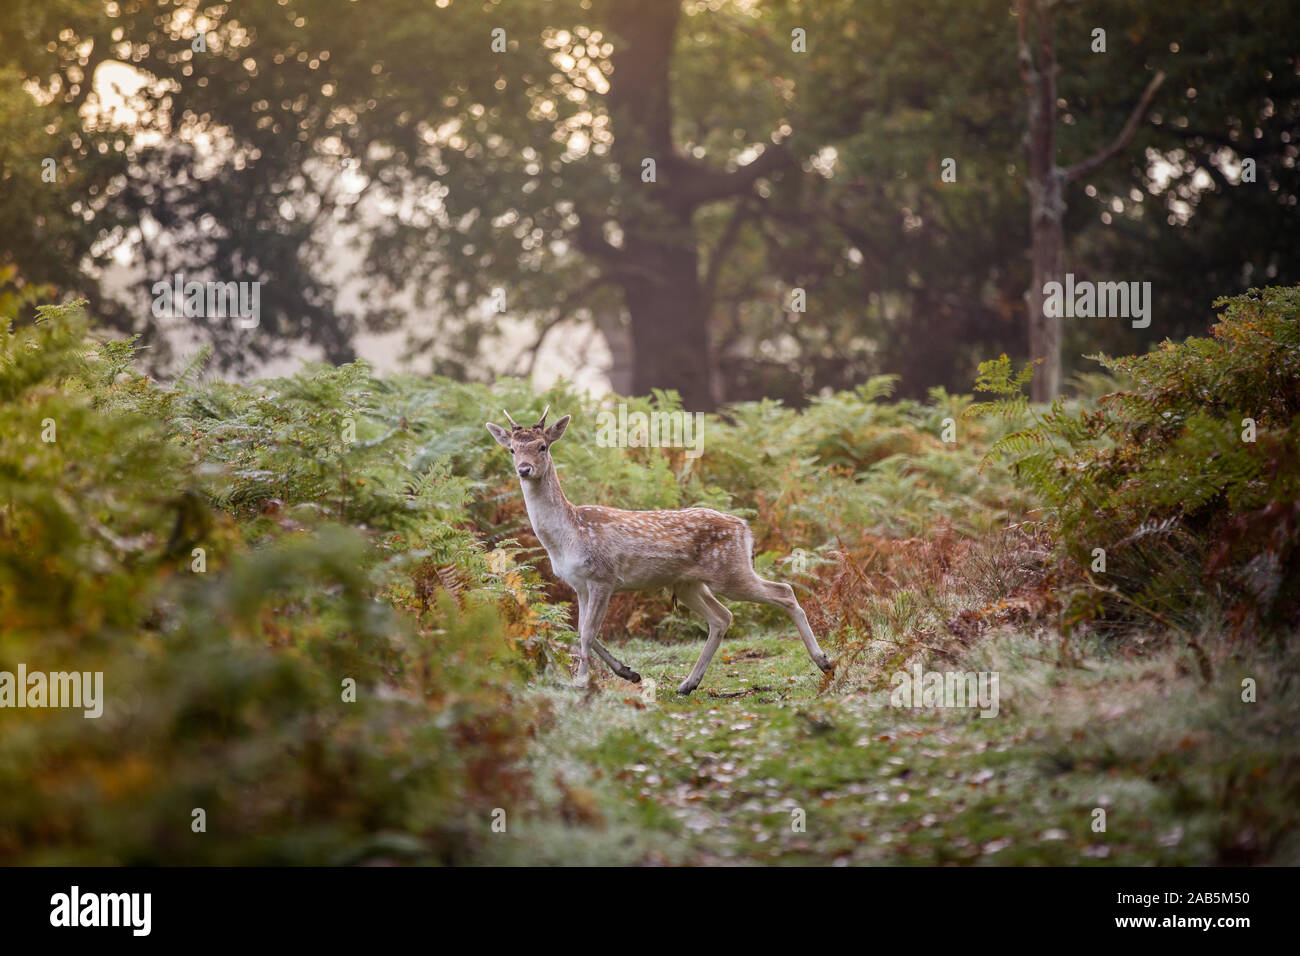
[{"left": 2, "top": 0, "right": 1297, "bottom": 404}]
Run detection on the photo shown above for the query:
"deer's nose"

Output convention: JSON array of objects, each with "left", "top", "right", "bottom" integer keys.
[{"left": 517, "top": 464, "right": 534, "bottom": 478}]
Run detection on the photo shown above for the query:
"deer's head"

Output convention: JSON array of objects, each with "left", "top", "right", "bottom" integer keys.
[{"left": 486, "top": 405, "right": 571, "bottom": 481}]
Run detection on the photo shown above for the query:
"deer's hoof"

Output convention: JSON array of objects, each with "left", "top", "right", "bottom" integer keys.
[
  {"left": 622, "top": 669, "right": 642, "bottom": 683},
  {"left": 816, "top": 655, "right": 834, "bottom": 673},
  {"left": 676, "top": 681, "right": 697, "bottom": 696}
]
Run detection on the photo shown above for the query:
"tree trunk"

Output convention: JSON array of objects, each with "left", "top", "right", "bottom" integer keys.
[
  {"left": 1027, "top": 204, "right": 1064, "bottom": 403},
  {"left": 1018, "top": 1, "right": 1164, "bottom": 403},
  {"left": 1020, "top": 0, "right": 1064, "bottom": 403},
  {"left": 618, "top": 228, "right": 713, "bottom": 407},
  {"left": 594, "top": 306, "right": 634, "bottom": 395},
  {"left": 1027, "top": 175, "right": 1066, "bottom": 402},
  {"left": 601, "top": 0, "right": 714, "bottom": 410},
  {"left": 588, "top": 0, "right": 799, "bottom": 409}
]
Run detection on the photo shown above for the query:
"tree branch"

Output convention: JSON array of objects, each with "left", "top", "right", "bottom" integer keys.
[
  {"left": 673, "top": 141, "right": 797, "bottom": 207},
  {"left": 1016, "top": 0, "right": 1037, "bottom": 92},
  {"left": 572, "top": 210, "right": 626, "bottom": 264},
  {"left": 1062, "top": 70, "right": 1167, "bottom": 182}
]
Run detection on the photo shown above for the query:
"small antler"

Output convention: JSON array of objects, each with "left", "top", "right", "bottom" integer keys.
[
  {"left": 502, "top": 408, "right": 521, "bottom": 429},
  {"left": 535, "top": 404, "right": 550, "bottom": 429}
]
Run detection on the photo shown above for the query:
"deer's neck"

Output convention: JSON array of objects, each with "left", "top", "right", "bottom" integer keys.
[{"left": 520, "top": 465, "right": 578, "bottom": 553}]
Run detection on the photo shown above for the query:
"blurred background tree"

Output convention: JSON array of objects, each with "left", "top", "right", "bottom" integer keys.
[{"left": 0, "top": 0, "right": 1296, "bottom": 405}]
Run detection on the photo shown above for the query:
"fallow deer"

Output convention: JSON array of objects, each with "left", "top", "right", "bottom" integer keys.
[{"left": 486, "top": 407, "right": 834, "bottom": 694}]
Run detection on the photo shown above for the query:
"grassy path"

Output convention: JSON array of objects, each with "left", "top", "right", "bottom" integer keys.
[{"left": 488, "top": 626, "right": 1299, "bottom": 865}]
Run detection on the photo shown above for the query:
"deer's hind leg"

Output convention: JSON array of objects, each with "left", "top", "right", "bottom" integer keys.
[
  {"left": 674, "top": 581, "right": 733, "bottom": 695},
  {"left": 720, "top": 574, "right": 833, "bottom": 674}
]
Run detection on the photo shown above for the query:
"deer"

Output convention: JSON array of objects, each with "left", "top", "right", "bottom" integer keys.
[{"left": 485, "top": 406, "right": 834, "bottom": 694}]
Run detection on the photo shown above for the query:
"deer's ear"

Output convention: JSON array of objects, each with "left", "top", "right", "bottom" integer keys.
[
  {"left": 485, "top": 422, "right": 513, "bottom": 449},
  {"left": 544, "top": 414, "right": 570, "bottom": 444}
]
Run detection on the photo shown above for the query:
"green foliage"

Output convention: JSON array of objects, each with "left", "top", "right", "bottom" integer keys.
[
  {"left": 969, "top": 354, "right": 1036, "bottom": 422},
  {"left": 974, "top": 287, "right": 1300, "bottom": 635},
  {"left": 0, "top": 303, "right": 1041, "bottom": 863},
  {"left": 0, "top": 302, "right": 538, "bottom": 864},
  {"left": 8, "top": 296, "right": 1298, "bottom": 864}
]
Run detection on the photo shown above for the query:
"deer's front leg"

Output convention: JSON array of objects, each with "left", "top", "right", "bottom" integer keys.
[
  {"left": 576, "top": 582, "right": 612, "bottom": 687},
  {"left": 573, "top": 581, "right": 591, "bottom": 684}
]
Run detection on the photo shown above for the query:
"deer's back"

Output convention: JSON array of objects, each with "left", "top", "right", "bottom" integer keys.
[{"left": 571, "top": 504, "right": 754, "bottom": 591}]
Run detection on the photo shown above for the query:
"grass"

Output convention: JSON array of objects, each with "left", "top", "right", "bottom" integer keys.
[{"left": 484, "top": 616, "right": 1300, "bottom": 866}]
